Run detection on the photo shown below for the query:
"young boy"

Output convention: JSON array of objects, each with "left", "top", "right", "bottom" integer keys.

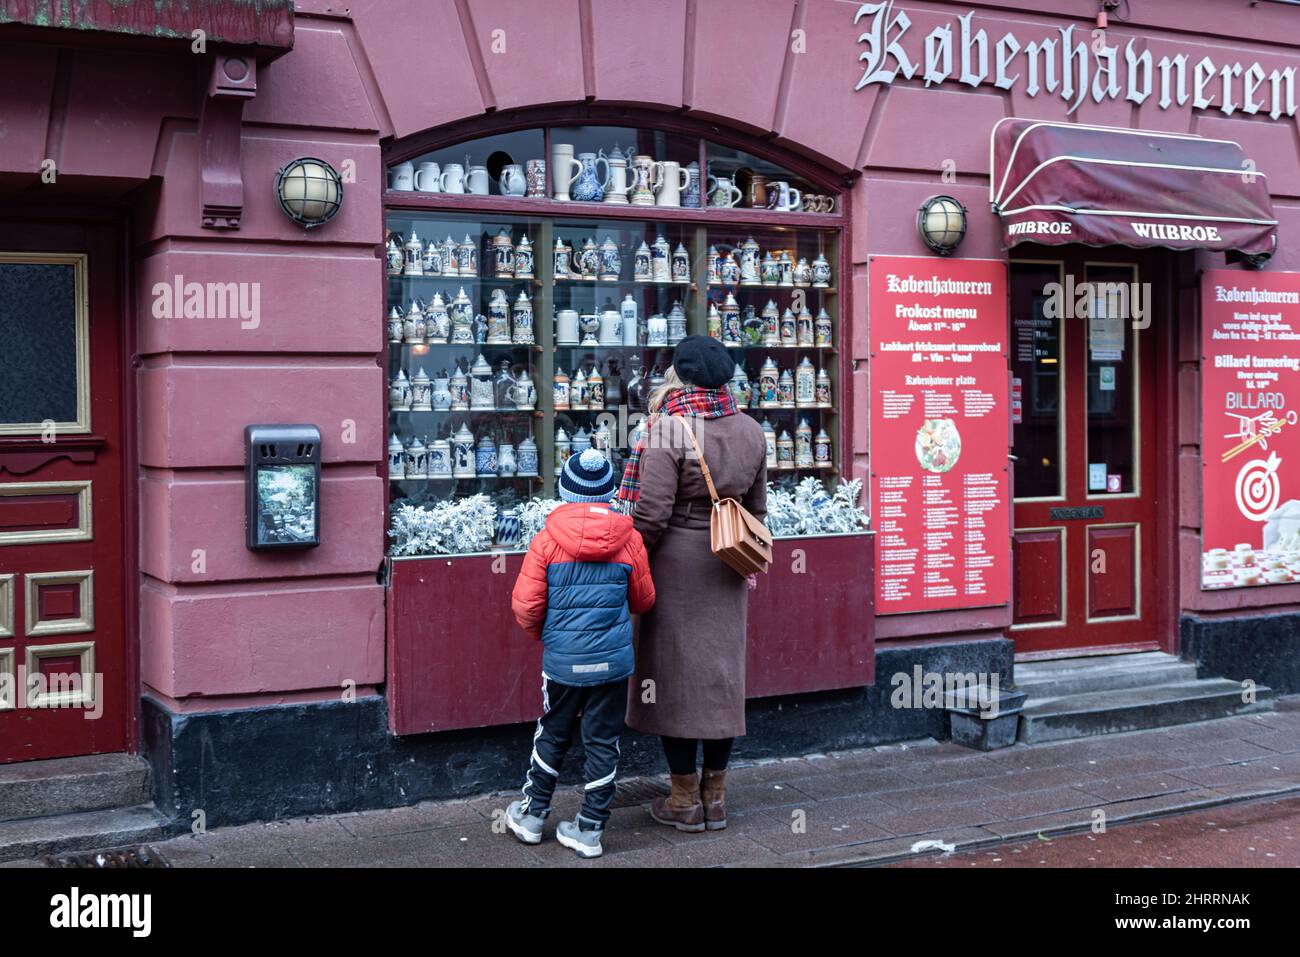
[{"left": 507, "top": 448, "right": 655, "bottom": 858}]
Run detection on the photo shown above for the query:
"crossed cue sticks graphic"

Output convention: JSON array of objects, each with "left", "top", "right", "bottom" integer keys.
[{"left": 1223, "top": 418, "right": 1286, "bottom": 463}]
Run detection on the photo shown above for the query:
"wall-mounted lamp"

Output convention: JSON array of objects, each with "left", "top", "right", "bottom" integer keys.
[
  {"left": 275, "top": 158, "right": 342, "bottom": 228},
  {"left": 245, "top": 425, "right": 322, "bottom": 550},
  {"left": 917, "top": 195, "right": 967, "bottom": 256}
]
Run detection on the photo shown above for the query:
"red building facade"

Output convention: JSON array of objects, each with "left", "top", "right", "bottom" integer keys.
[{"left": 0, "top": 0, "right": 1297, "bottom": 825}]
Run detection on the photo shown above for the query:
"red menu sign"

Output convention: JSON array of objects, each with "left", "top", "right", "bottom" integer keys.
[
  {"left": 1200, "top": 269, "right": 1300, "bottom": 590},
  {"left": 869, "top": 257, "right": 1010, "bottom": 614}
]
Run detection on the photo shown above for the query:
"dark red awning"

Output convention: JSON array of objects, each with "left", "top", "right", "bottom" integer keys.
[{"left": 990, "top": 119, "right": 1278, "bottom": 260}]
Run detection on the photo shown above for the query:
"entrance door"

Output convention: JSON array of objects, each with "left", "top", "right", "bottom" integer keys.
[
  {"left": 1009, "top": 250, "right": 1160, "bottom": 656},
  {"left": 0, "top": 220, "right": 129, "bottom": 762}
]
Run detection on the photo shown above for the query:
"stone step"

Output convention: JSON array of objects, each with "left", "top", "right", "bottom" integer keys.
[
  {"left": 1017, "top": 679, "right": 1275, "bottom": 744},
  {"left": 1015, "top": 652, "right": 1198, "bottom": 699},
  {"left": 0, "top": 804, "right": 172, "bottom": 864},
  {"left": 0, "top": 753, "right": 152, "bottom": 823}
]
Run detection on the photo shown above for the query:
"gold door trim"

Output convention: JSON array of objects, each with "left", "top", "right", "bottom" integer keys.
[
  {"left": 24, "top": 641, "right": 96, "bottom": 709},
  {"left": 0, "top": 252, "right": 91, "bottom": 436},
  {"left": 0, "top": 480, "right": 93, "bottom": 546},
  {"left": 1009, "top": 524, "right": 1067, "bottom": 630},
  {"left": 24, "top": 569, "right": 95, "bottom": 637}
]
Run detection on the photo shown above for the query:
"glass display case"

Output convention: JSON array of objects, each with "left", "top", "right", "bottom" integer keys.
[{"left": 384, "top": 124, "right": 844, "bottom": 554}]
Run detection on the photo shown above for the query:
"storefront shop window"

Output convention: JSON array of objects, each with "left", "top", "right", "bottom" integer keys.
[
  {"left": 1010, "top": 261, "right": 1062, "bottom": 499},
  {"left": 383, "top": 123, "right": 845, "bottom": 555}
]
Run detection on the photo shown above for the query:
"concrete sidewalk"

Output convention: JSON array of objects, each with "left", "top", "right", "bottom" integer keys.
[{"left": 9, "top": 700, "right": 1299, "bottom": 868}]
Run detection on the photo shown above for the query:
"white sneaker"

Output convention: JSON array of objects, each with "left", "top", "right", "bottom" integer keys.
[
  {"left": 556, "top": 815, "right": 604, "bottom": 858},
  {"left": 505, "top": 800, "right": 545, "bottom": 845}
]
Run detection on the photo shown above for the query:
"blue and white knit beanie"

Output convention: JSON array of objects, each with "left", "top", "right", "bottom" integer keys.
[{"left": 559, "top": 447, "right": 618, "bottom": 503}]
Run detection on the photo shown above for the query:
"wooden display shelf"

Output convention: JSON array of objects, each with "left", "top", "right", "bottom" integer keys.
[
  {"left": 387, "top": 274, "right": 540, "bottom": 286},
  {"left": 383, "top": 190, "right": 845, "bottom": 228},
  {"left": 734, "top": 344, "right": 837, "bottom": 352},
  {"left": 748, "top": 408, "right": 837, "bottom": 416},
  {"left": 552, "top": 278, "right": 695, "bottom": 288},
  {"left": 389, "top": 407, "right": 542, "bottom": 415},
  {"left": 709, "top": 283, "right": 837, "bottom": 295},
  {"left": 390, "top": 475, "right": 541, "bottom": 483},
  {"left": 387, "top": 341, "right": 542, "bottom": 352}
]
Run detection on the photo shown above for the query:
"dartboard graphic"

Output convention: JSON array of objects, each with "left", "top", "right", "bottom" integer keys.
[{"left": 1235, "top": 453, "right": 1282, "bottom": 522}]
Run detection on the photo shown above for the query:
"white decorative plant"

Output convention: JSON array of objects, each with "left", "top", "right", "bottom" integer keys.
[
  {"left": 764, "top": 477, "right": 868, "bottom": 538},
  {"left": 387, "top": 494, "right": 496, "bottom": 556},
  {"left": 517, "top": 496, "right": 562, "bottom": 548},
  {"left": 388, "top": 494, "right": 561, "bottom": 556},
  {"left": 388, "top": 479, "right": 869, "bottom": 557}
]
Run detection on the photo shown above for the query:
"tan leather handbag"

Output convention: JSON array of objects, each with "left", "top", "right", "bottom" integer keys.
[{"left": 675, "top": 417, "right": 773, "bottom": 576}]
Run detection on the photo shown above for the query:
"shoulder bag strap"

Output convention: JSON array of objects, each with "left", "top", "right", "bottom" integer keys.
[{"left": 672, "top": 415, "right": 720, "bottom": 504}]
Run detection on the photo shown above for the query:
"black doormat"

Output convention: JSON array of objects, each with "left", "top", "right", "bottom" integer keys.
[{"left": 44, "top": 845, "right": 170, "bottom": 868}]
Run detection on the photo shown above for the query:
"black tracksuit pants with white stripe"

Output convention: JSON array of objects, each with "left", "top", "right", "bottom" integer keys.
[{"left": 519, "top": 676, "right": 628, "bottom": 827}]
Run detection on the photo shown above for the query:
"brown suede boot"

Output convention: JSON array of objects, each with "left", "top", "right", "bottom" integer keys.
[
  {"left": 700, "top": 768, "right": 727, "bottom": 830},
  {"left": 649, "top": 772, "right": 705, "bottom": 832}
]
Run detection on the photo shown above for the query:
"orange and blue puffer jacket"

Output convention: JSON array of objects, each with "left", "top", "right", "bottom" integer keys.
[{"left": 511, "top": 501, "right": 655, "bottom": 686}]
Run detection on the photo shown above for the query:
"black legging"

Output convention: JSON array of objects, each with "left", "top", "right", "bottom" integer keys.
[{"left": 661, "top": 735, "right": 734, "bottom": 775}]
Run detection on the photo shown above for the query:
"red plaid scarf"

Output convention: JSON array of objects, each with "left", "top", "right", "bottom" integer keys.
[{"left": 614, "top": 386, "right": 738, "bottom": 512}]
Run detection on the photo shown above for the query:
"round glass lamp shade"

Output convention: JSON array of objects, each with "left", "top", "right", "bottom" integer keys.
[
  {"left": 275, "top": 158, "right": 343, "bottom": 228},
  {"left": 917, "top": 195, "right": 967, "bottom": 255}
]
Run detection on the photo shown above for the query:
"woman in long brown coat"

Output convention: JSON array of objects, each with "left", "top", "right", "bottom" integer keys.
[{"left": 615, "top": 336, "right": 767, "bottom": 832}]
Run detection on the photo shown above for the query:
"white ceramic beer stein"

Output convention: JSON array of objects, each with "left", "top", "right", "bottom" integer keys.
[
  {"left": 440, "top": 163, "right": 465, "bottom": 193},
  {"left": 466, "top": 164, "right": 489, "bottom": 195},
  {"left": 390, "top": 161, "right": 415, "bottom": 191},
  {"left": 656, "top": 161, "right": 691, "bottom": 207},
  {"left": 556, "top": 308, "right": 580, "bottom": 345},
  {"left": 414, "top": 161, "right": 441, "bottom": 192},
  {"left": 551, "top": 143, "right": 577, "bottom": 201},
  {"left": 499, "top": 164, "right": 526, "bottom": 196}
]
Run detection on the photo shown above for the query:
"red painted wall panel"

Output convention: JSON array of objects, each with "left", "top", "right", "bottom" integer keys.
[{"left": 388, "top": 535, "right": 874, "bottom": 734}]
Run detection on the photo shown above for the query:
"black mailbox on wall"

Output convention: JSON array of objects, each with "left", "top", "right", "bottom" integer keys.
[{"left": 245, "top": 424, "right": 322, "bottom": 550}]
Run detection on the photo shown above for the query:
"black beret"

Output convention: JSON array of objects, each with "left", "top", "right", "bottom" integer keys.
[{"left": 672, "top": 335, "right": 733, "bottom": 389}]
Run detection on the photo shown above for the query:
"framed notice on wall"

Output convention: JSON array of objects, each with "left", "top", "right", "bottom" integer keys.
[
  {"left": 1200, "top": 269, "right": 1300, "bottom": 590},
  {"left": 869, "top": 256, "right": 1011, "bottom": 614}
]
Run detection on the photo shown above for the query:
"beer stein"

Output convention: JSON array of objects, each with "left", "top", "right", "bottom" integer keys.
[
  {"left": 499, "top": 163, "right": 526, "bottom": 196},
  {"left": 655, "top": 161, "right": 691, "bottom": 207},
  {"left": 629, "top": 155, "right": 662, "bottom": 206},
  {"left": 525, "top": 159, "right": 547, "bottom": 198},
  {"left": 390, "top": 161, "right": 414, "bottom": 191},
  {"left": 414, "top": 161, "right": 441, "bottom": 192},
  {"left": 707, "top": 175, "right": 742, "bottom": 208}
]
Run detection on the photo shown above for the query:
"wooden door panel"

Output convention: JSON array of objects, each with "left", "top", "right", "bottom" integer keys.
[
  {"left": 1087, "top": 524, "right": 1138, "bottom": 619},
  {"left": 1013, "top": 528, "right": 1064, "bottom": 625}
]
